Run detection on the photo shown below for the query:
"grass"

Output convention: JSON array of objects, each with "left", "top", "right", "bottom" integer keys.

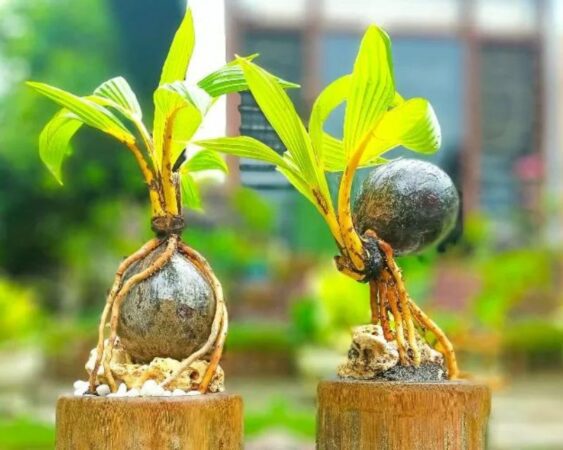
[{"left": 0, "top": 417, "right": 54, "bottom": 450}]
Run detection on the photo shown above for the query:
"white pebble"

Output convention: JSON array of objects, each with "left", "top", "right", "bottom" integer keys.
[
  {"left": 74, "top": 389, "right": 85, "bottom": 397},
  {"left": 107, "top": 384, "right": 128, "bottom": 398},
  {"left": 186, "top": 390, "right": 202, "bottom": 396},
  {"left": 160, "top": 390, "right": 172, "bottom": 397},
  {"left": 126, "top": 388, "right": 140, "bottom": 397},
  {"left": 140, "top": 380, "right": 158, "bottom": 396},
  {"left": 96, "top": 384, "right": 111, "bottom": 397},
  {"left": 172, "top": 389, "right": 186, "bottom": 396},
  {"left": 73, "top": 380, "right": 88, "bottom": 391}
]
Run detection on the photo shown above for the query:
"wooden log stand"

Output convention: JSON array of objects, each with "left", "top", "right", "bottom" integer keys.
[
  {"left": 56, "top": 394, "right": 243, "bottom": 450},
  {"left": 317, "top": 380, "right": 490, "bottom": 450}
]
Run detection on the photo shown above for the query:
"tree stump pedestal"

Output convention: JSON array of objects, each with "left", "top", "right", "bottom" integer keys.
[
  {"left": 56, "top": 394, "right": 243, "bottom": 450},
  {"left": 317, "top": 380, "right": 490, "bottom": 450}
]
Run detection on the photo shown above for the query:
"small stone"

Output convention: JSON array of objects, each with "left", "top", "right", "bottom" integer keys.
[
  {"left": 73, "top": 389, "right": 84, "bottom": 397},
  {"left": 126, "top": 388, "right": 140, "bottom": 397},
  {"left": 186, "top": 390, "right": 201, "bottom": 396},
  {"left": 116, "top": 383, "right": 127, "bottom": 396},
  {"left": 96, "top": 384, "right": 111, "bottom": 397},
  {"left": 140, "top": 379, "right": 158, "bottom": 396},
  {"left": 172, "top": 389, "right": 186, "bottom": 396},
  {"left": 73, "top": 380, "right": 88, "bottom": 391}
]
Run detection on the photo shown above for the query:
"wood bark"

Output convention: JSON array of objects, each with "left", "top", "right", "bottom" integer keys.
[
  {"left": 56, "top": 394, "right": 243, "bottom": 450},
  {"left": 317, "top": 380, "right": 490, "bottom": 450}
]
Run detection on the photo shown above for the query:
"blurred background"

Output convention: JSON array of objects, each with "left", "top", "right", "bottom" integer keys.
[{"left": 0, "top": 0, "right": 562, "bottom": 449}]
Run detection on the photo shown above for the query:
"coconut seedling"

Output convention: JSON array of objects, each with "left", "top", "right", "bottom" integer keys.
[
  {"left": 27, "top": 7, "right": 297, "bottom": 395},
  {"left": 198, "top": 26, "right": 461, "bottom": 379}
]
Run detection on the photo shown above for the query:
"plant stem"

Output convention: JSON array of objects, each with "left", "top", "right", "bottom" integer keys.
[
  {"left": 125, "top": 142, "right": 166, "bottom": 217},
  {"left": 337, "top": 135, "right": 373, "bottom": 271},
  {"left": 161, "top": 114, "right": 180, "bottom": 216}
]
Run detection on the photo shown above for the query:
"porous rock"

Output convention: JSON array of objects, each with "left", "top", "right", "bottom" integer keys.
[
  {"left": 338, "top": 324, "right": 446, "bottom": 382},
  {"left": 85, "top": 340, "right": 224, "bottom": 393}
]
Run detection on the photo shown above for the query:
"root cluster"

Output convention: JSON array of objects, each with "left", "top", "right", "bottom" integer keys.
[
  {"left": 88, "top": 235, "right": 227, "bottom": 394},
  {"left": 338, "top": 229, "right": 459, "bottom": 379}
]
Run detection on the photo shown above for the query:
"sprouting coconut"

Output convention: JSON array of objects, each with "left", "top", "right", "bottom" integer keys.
[
  {"left": 354, "top": 158, "right": 459, "bottom": 257},
  {"left": 198, "top": 25, "right": 461, "bottom": 379},
  {"left": 28, "top": 7, "right": 298, "bottom": 394}
]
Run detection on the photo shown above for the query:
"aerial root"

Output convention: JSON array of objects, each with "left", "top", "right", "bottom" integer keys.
[
  {"left": 103, "top": 235, "right": 178, "bottom": 392},
  {"left": 369, "top": 280, "right": 378, "bottom": 325},
  {"left": 88, "top": 238, "right": 162, "bottom": 392},
  {"left": 376, "top": 280, "right": 394, "bottom": 341},
  {"left": 408, "top": 298, "right": 459, "bottom": 379},
  {"left": 198, "top": 303, "right": 228, "bottom": 393},
  {"left": 383, "top": 270, "right": 408, "bottom": 364},
  {"left": 160, "top": 242, "right": 227, "bottom": 393}
]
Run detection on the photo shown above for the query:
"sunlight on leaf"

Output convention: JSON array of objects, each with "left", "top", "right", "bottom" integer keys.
[
  {"left": 26, "top": 81, "right": 134, "bottom": 143},
  {"left": 195, "top": 136, "right": 290, "bottom": 169},
  {"left": 198, "top": 55, "right": 300, "bottom": 98},
  {"left": 179, "top": 170, "right": 202, "bottom": 211},
  {"left": 185, "top": 149, "right": 228, "bottom": 173},
  {"left": 159, "top": 8, "right": 195, "bottom": 85},
  {"left": 343, "top": 25, "right": 395, "bottom": 158},
  {"left": 93, "top": 77, "right": 142, "bottom": 119},
  {"left": 39, "top": 110, "right": 82, "bottom": 184},
  {"left": 153, "top": 81, "right": 211, "bottom": 171}
]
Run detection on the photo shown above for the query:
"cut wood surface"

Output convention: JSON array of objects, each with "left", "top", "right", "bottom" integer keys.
[
  {"left": 56, "top": 394, "right": 243, "bottom": 450},
  {"left": 317, "top": 380, "right": 490, "bottom": 450}
]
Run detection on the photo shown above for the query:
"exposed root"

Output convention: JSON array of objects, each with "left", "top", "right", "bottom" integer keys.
[
  {"left": 375, "top": 237, "right": 421, "bottom": 366},
  {"left": 369, "top": 280, "right": 378, "bottom": 324},
  {"left": 377, "top": 281, "right": 394, "bottom": 341},
  {"left": 88, "top": 238, "right": 162, "bottom": 392},
  {"left": 384, "top": 271, "right": 407, "bottom": 364},
  {"left": 339, "top": 229, "right": 458, "bottom": 378},
  {"left": 103, "top": 235, "right": 178, "bottom": 391},
  {"left": 198, "top": 303, "right": 228, "bottom": 393},
  {"left": 408, "top": 298, "right": 459, "bottom": 379},
  {"left": 160, "top": 242, "right": 226, "bottom": 389}
]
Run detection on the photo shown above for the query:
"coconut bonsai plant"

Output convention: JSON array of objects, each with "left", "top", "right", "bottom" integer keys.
[
  {"left": 27, "top": 7, "right": 297, "bottom": 395},
  {"left": 198, "top": 25, "right": 460, "bottom": 380}
]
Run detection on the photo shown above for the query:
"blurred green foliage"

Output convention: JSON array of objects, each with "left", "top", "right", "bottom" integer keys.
[
  {"left": 0, "top": 277, "right": 42, "bottom": 343},
  {"left": 245, "top": 398, "right": 315, "bottom": 438},
  {"left": 227, "top": 322, "right": 294, "bottom": 352},
  {"left": 0, "top": 417, "right": 54, "bottom": 450}
]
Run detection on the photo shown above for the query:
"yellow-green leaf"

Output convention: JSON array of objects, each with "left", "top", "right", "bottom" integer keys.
[
  {"left": 27, "top": 81, "right": 134, "bottom": 143},
  {"left": 198, "top": 55, "right": 300, "bottom": 97},
  {"left": 93, "top": 77, "right": 142, "bottom": 119},
  {"left": 368, "top": 97, "right": 441, "bottom": 155},
  {"left": 153, "top": 81, "right": 211, "bottom": 171},
  {"left": 179, "top": 171, "right": 202, "bottom": 211},
  {"left": 343, "top": 25, "right": 395, "bottom": 158},
  {"left": 160, "top": 8, "right": 195, "bottom": 85},
  {"left": 39, "top": 110, "right": 82, "bottom": 184},
  {"left": 185, "top": 149, "right": 228, "bottom": 173},
  {"left": 195, "top": 136, "right": 290, "bottom": 170}
]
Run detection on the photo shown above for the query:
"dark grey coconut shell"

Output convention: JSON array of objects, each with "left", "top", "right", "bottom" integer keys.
[
  {"left": 117, "top": 244, "right": 215, "bottom": 363},
  {"left": 353, "top": 159, "right": 459, "bottom": 255}
]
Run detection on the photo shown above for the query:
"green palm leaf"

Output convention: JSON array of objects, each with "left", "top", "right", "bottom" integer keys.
[
  {"left": 153, "top": 81, "right": 211, "bottom": 170},
  {"left": 185, "top": 149, "right": 228, "bottom": 173},
  {"left": 39, "top": 110, "right": 82, "bottom": 184},
  {"left": 343, "top": 25, "right": 395, "bottom": 158},
  {"left": 198, "top": 55, "right": 300, "bottom": 97},
  {"left": 26, "top": 81, "right": 134, "bottom": 143},
  {"left": 159, "top": 8, "right": 195, "bottom": 85},
  {"left": 93, "top": 77, "right": 142, "bottom": 119}
]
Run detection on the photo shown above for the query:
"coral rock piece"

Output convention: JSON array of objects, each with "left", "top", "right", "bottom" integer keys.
[
  {"left": 85, "top": 341, "right": 224, "bottom": 393},
  {"left": 338, "top": 324, "right": 446, "bottom": 381},
  {"left": 338, "top": 325, "right": 399, "bottom": 379}
]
